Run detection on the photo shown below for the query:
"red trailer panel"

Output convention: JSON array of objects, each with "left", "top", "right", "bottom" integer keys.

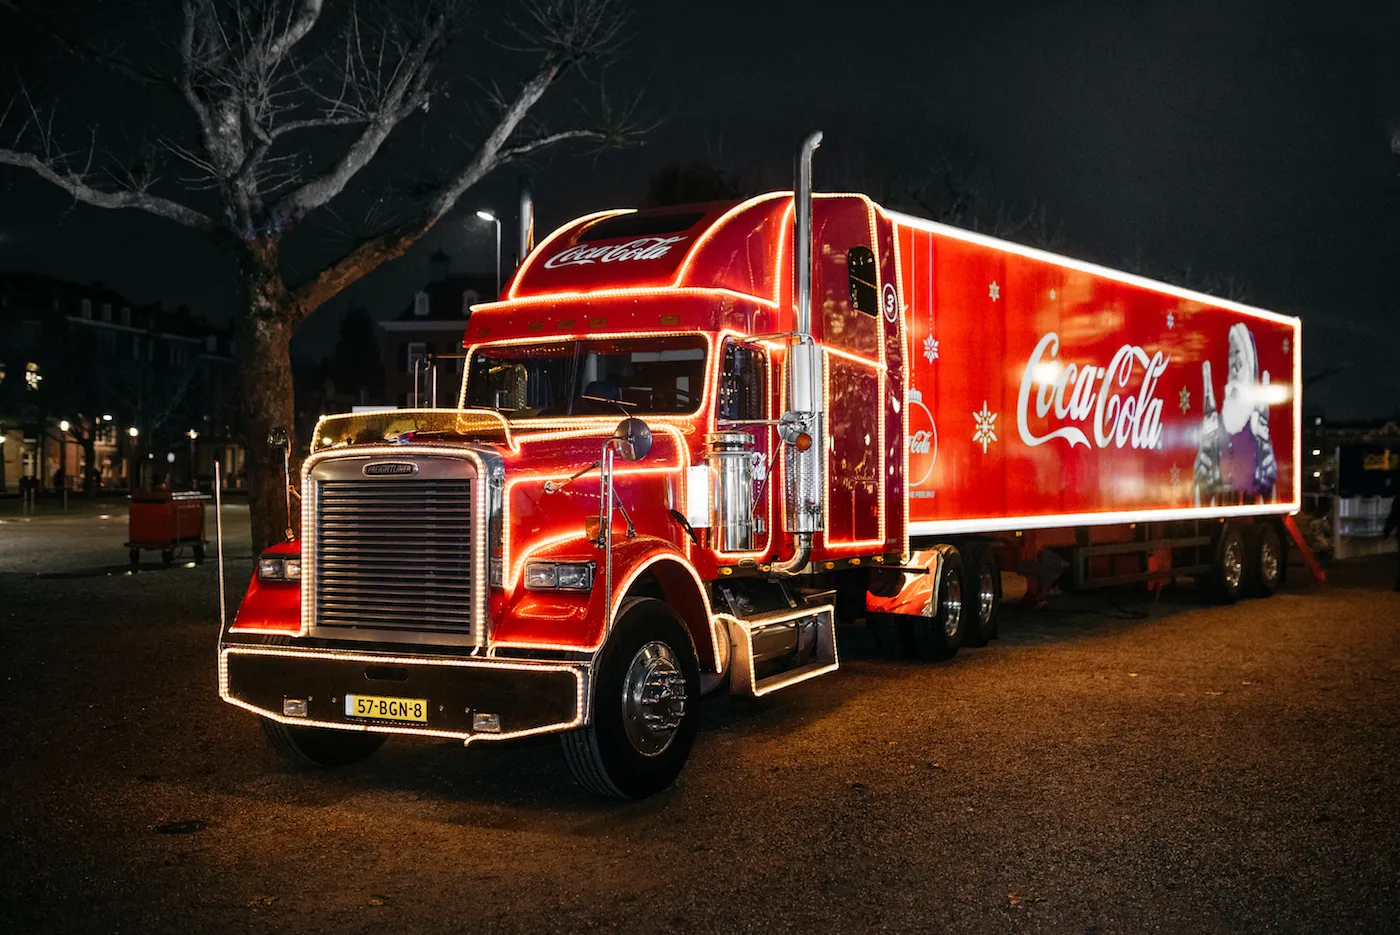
[{"left": 891, "top": 213, "right": 1301, "bottom": 535}]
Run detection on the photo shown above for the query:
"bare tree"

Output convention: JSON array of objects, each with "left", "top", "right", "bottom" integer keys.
[{"left": 0, "top": 0, "right": 641, "bottom": 550}]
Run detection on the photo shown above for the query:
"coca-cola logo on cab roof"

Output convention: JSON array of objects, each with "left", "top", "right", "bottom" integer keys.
[{"left": 543, "top": 236, "right": 687, "bottom": 270}]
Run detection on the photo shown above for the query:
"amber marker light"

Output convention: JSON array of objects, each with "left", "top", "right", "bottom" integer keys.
[{"left": 794, "top": 432, "right": 813, "bottom": 452}]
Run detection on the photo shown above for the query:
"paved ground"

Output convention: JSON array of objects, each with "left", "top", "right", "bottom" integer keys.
[{"left": 3, "top": 507, "right": 1399, "bottom": 933}]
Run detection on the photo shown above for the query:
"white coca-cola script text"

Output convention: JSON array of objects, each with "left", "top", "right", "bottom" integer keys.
[
  {"left": 1016, "top": 332, "right": 1169, "bottom": 450},
  {"left": 543, "top": 236, "right": 687, "bottom": 270}
]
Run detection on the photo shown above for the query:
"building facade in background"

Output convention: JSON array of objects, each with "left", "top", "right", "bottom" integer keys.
[
  {"left": 377, "top": 253, "right": 493, "bottom": 409},
  {"left": 0, "top": 273, "right": 244, "bottom": 494}
]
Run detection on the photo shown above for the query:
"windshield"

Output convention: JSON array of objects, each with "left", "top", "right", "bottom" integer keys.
[{"left": 465, "top": 336, "right": 707, "bottom": 419}]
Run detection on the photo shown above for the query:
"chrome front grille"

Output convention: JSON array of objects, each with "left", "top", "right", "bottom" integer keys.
[{"left": 311, "top": 460, "right": 478, "bottom": 637}]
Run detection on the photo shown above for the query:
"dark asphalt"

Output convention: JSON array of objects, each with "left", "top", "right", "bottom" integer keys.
[{"left": 3, "top": 508, "right": 1398, "bottom": 933}]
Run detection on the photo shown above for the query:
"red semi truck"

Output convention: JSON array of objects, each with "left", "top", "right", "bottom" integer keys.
[{"left": 219, "top": 134, "right": 1303, "bottom": 798}]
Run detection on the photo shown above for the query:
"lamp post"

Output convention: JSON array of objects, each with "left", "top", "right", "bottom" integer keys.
[
  {"left": 58, "top": 420, "right": 70, "bottom": 510},
  {"left": 187, "top": 429, "right": 199, "bottom": 489},
  {"left": 476, "top": 209, "right": 501, "bottom": 299}
]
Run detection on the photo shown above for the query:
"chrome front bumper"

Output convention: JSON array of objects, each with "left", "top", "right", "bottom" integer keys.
[{"left": 219, "top": 644, "right": 587, "bottom": 744}]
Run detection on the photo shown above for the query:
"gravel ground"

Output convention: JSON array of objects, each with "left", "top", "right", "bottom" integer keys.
[{"left": 2, "top": 508, "right": 1398, "bottom": 934}]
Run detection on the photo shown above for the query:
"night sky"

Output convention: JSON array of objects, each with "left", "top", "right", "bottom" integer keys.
[{"left": 2, "top": 0, "right": 1397, "bottom": 418}]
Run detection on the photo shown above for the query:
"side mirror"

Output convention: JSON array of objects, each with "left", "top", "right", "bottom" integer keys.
[
  {"left": 267, "top": 426, "right": 290, "bottom": 450},
  {"left": 612, "top": 417, "right": 652, "bottom": 462}
]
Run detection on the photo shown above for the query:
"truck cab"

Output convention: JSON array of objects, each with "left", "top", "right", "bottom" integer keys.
[{"left": 219, "top": 182, "right": 905, "bottom": 798}]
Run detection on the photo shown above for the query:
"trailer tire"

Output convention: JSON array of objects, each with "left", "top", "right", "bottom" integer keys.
[
  {"left": 260, "top": 719, "right": 387, "bottom": 768},
  {"left": 1210, "top": 524, "right": 1247, "bottom": 604},
  {"left": 561, "top": 599, "right": 701, "bottom": 800},
  {"left": 912, "top": 549, "right": 966, "bottom": 661},
  {"left": 1246, "top": 521, "right": 1284, "bottom": 598},
  {"left": 961, "top": 543, "right": 1001, "bottom": 647}
]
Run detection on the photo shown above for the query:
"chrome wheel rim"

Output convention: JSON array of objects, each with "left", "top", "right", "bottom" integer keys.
[
  {"left": 978, "top": 566, "right": 996, "bottom": 624},
  {"left": 943, "top": 572, "right": 963, "bottom": 638},
  {"left": 621, "top": 641, "right": 688, "bottom": 757},
  {"left": 1260, "top": 540, "right": 1279, "bottom": 583},
  {"left": 1224, "top": 539, "right": 1243, "bottom": 591}
]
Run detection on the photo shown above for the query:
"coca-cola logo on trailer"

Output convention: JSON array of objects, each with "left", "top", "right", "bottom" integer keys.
[
  {"left": 543, "top": 236, "right": 688, "bottom": 270},
  {"left": 906, "top": 390, "right": 938, "bottom": 488},
  {"left": 1016, "top": 332, "right": 1170, "bottom": 451}
]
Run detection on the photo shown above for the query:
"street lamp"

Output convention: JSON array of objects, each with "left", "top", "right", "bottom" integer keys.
[
  {"left": 128, "top": 426, "right": 139, "bottom": 438},
  {"left": 476, "top": 209, "right": 501, "bottom": 299},
  {"left": 59, "top": 419, "right": 70, "bottom": 432}
]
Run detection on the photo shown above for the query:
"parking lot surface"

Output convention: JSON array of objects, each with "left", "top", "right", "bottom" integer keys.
[{"left": 3, "top": 508, "right": 1398, "bottom": 933}]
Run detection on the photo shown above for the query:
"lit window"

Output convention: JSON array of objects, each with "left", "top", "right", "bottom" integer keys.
[{"left": 24, "top": 362, "right": 41, "bottom": 390}]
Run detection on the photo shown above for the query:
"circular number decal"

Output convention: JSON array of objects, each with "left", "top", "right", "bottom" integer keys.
[{"left": 882, "top": 283, "right": 898, "bottom": 323}]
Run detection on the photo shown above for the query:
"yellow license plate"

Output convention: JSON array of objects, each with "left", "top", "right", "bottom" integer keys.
[{"left": 345, "top": 694, "right": 428, "bottom": 723}]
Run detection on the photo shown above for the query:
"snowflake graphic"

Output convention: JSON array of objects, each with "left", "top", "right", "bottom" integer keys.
[
  {"left": 1166, "top": 312, "right": 1175, "bottom": 330},
  {"left": 923, "top": 334, "right": 939, "bottom": 363},
  {"left": 972, "top": 401, "right": 998, "bottom": 454},
  {"left": 988, "top": 281, "right": 1000, "bottom": 302},
  {"left": 1170, "top": 464, "right": 1181, "bottom": 486},
  {"left": 1178, "top": 386, "right": 1191, "bottom": 414},
  {"left": 1049, "top": 288, "right": 1057, "bottom": 301},
  {"left": 1282, "top": 337, "right": 1290, "bottom": 354}
]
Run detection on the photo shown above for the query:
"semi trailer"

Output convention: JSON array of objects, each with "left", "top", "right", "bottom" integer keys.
[{"left": 219, "top": 134, "right": 1304, "bottom": 798}]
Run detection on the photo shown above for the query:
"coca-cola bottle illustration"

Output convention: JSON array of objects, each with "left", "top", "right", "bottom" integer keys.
[{"left": 1193, "top": 360, "right": 1222, "bottom": 504}]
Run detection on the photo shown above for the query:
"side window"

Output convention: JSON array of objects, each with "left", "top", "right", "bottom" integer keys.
[
  {"left": 847, "top": 246, "right": 878, "bottom": 316},
  {"left": 719, "top": 342, "right": 766, "bottom": 421}
]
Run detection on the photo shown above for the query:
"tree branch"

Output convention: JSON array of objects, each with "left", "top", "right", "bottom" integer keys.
[
  {"left": 263, "top": 0, "right": 324, "bottom": 63},
  {"left": 271, "top": 10, "right": 447, "bottom": 218},
  {"left": 495, "top": 127, "right": 607, "bottom": 162},
  {"left": 0, "top": 147, "right": 213, "bottom": 231}
]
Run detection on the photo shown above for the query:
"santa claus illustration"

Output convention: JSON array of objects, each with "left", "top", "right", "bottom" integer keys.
[{"left": 1194, "top": 322, "right": 1277, "bottom": 502}]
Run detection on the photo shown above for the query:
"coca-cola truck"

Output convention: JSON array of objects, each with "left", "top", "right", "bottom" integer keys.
[{"left": 219, "top": 134, "right": 1303, "bottom": 798}]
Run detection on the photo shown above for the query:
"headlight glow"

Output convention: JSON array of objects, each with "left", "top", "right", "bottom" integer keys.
[
  {"left": 524, "top": 561, "right": 594, "bottom": 591},
  {"left": 258, "top": 554, "right": 301, "bottom": 582}
]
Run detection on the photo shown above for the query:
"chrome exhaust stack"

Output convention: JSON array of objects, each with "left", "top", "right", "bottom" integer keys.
[{"left": 773, "top": 130, "right": 824, "bottom": 576}]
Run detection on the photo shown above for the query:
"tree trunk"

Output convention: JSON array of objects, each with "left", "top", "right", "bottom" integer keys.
[{"left": 235, "top": 240, "right": 299, "bottom": 556}]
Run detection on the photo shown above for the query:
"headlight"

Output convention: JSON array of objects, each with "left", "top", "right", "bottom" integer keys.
[
  {"left": 524, "top": 561, "right": 594, "bottom": 591},
  {"left": 258, "top": 554, "right": 302, "bottom": 582}
]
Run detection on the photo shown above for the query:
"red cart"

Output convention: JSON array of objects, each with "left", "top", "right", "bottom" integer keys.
[{"left": 126, "top": 490, "right": 211, "bottom": 568}]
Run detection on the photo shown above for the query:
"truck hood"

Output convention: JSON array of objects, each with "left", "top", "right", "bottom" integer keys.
[{"left": 311, "top": 409, "right": 512, "bottom": 451}]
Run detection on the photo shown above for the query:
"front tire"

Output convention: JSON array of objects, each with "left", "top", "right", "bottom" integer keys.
[
  {"left": 260, "top": 719, "right": 387, "bottom": 768},
  {"left": 562, "top": 599, "right": 701, "bottom": 800}
]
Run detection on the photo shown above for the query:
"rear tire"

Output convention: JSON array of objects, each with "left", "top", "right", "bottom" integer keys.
[
  {"left": 961, "top": 543, "right": 1001, "bottom": 647},
  {"left": 1210, "top": 524, "right": 1247, "bottom": 604},
  {"left": 1246, "top": 522, "right": 1284, "bottom": 597},
  {"left": 912, "top": 549, "right": 966, "bottom": 661},
  {"left": 260, "top": 719, "right": 386, "bottom": 768},
  {"left": 561, "top": 599, "right": 701, "bottom": 800}
]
